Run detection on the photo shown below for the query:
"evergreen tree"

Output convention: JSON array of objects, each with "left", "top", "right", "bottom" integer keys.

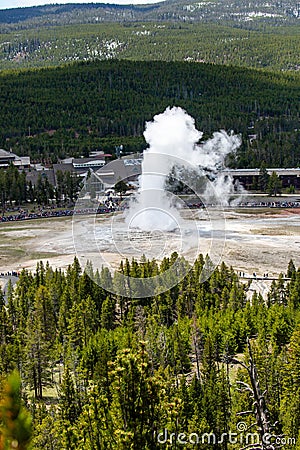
[
  {"left": 287, "top": 259, "right": 296, "bottom": 278},
  {"left": 268, "top": 171, "right": 282, "bottom": 196},
  {"left": 0, "top": 371, "right": 32, "bottom": 450},
  {"left": 258, "top": 163, "right": 269, "bottom": 192},
  {"left": 101, "top": 296, "right": 116, "bottom": 330},
  {"left": 108, "top": 343, "right": 162, "bottom": 449},
  {"left": 23, "top": 286, "right": 56, "bottom": 399},
  {"left": 280, "top": 325, "right": 300, "bottom": 442}
]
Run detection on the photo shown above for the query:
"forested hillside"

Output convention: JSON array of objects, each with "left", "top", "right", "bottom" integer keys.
[
  {"left": 0, "top": 60, "right": 299, "bottom": 168},
  {"left": 0, "top": 0, "right": 299, "bottom": 71},
  {"left": 0, "top": 22, "right": 299, "bottom": 71},
  {"left": 1, "top": 256, "right": 300, "bottom": 448},
  {"left": 1, "top": 0, "right": 299, "bottom": 30}
]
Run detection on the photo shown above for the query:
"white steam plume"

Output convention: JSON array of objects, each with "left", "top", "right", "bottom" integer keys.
[{"left": 127, "top": 106, "right": 241, "bottom": 231}]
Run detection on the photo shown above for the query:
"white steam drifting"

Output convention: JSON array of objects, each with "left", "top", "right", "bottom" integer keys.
[{"left": 127, "top": 106, "right": 241, "bottom": 231}]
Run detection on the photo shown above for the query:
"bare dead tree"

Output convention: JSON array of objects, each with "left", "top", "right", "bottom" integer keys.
[
  {"left": 191, "top": 315, "right": 203, "bottom": 382},
  {"left": 229, "top": 338, "right": 284, "bottom": 450}
]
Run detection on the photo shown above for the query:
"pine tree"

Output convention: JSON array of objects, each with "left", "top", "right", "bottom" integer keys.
[
  {"left": 287, "top": 259, "right": 296, "bottom": 278},
  {"left": 57, "top": 366, "right": 80, "bottom": 449},
  {"left": 258, "top": 163, "right": 269, "bottom": 192},
  {"left": 0, "top": 371, "right": 32, "bottom": 450},
  {"left": 268, "top": 171, "right": 282, "bottom": 196},
  {"left": 108, "top": 342, "right": 162, "bottom": 449},
  {"left": 0, "top": 287, "right": 7, "bottom": 345},
  {"left": 101, "top": 296, "right": 116, "bottom": 330},
  {"left": 280, "top": 325, "right": 300, "bottom": 442},
  {"left": 67, "top": 296, "right": 97, "bottom": 351},
  {"left": 23, "top": 286, "right": 56, "bottom": 399}
]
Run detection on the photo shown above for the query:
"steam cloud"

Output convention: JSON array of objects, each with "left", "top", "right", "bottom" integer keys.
[{"left": 127, "top": 106, "right": 242, "bottom": 231}]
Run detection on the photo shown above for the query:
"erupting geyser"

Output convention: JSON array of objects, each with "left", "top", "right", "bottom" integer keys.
[
  {"left": 127, "top": 106, "right": 242, "bottom": 232},
  {"left": 72, "top": 106, "right": 242, "bottom": 296}
]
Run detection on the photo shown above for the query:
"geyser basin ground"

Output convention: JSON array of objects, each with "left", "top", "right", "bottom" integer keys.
[
  {"left": 73, "top": 209, "right": 210, "bottom": 273},
  {"left": 0, "top": 207, "right": 300, "bottom": 279}
]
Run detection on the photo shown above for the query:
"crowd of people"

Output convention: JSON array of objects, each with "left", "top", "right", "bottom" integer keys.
[
  {"left": 0, "top": 271, "right": 19, "bottom": 277},
  {"left": 0, "top": 199, "right": 124, "bottom": 222},
  {"left": 1, "top": 199, "right": 300, "bottom": 223},
  {"left": 0, "top": 209, "right": 74, "bottom": 222},
  {"left": 237, "top": 200, "right": 300, "bottom": 208}
]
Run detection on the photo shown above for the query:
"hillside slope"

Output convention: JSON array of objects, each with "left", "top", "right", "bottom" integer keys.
[
  {"left": 0, "top": 59, "right": 299, "bottom": 167},
  {"left": 0, "top": 0, "right": 299, "bottom": 29},
  {"left": 0, "top": 1, "right": 299, "bottom": 71},
  {"left": 0, "top": 21, "right": 299, "bottom": 71}
]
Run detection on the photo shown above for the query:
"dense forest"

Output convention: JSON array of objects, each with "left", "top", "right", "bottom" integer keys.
[
  {"left": 0, "top": 255, "right": 300, "bottom": 448},
  {"left": 0, "top": 59, "right": 299, "bottom": 168},
  {"left": 0, "top": 22, "right": 299, "bottom": 71}
]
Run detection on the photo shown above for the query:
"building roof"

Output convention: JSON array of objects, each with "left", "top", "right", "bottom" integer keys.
[
  {"left": 13, "top": 156, "right": 30, "bottom": 167},
  {"left": 224, "top": 168, "right": 300, "bottom": 177},
  {"left": 72, "top": 158, "right": 106, "bottom": 169},
  {"left": 96, "top": 158, "right": 141, "bottom": 186},
  {"left": 53, "top": 163, "right": 74, "bottom": 173},
  {"left": 53, "top": 163, "right": 89, "bottom": 178},
  {"left": 0, "top": 149, "right": 15, "bottom": 159},
  {"left": 0, "top": 149, "right": 30, "bottom": 168},
  {"left": 73, "top": 157, "right": 105, "bottom": 164},
  {"left": 26, "top": 169, "right": 55, "bottom": 186}
]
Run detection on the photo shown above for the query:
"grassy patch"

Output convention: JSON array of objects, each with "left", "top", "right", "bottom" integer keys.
[
  {"left": 250, "top": 227, "right": 294, "bottom": 236},
  {"left": 30, "top": 252, "right": 60, "bottom": 259},
  {"left": 233, "top": 208, "right": 285, "bottom": 215}
]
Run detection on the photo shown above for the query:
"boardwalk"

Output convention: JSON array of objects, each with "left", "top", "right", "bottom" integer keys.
[
  {"left": 237, "top": 272, "right": 291, "bottom": 301},
  {"left": 237, "top": 272, "right": 291, "bottom": 282}
]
